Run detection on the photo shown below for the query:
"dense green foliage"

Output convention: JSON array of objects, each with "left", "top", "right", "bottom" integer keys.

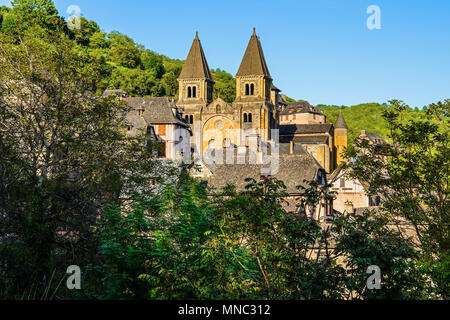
[
  {"left": 318, "top": 103, "right": 428, "bottom": 144},
  {"left": 0, "top": 0, "right": 448, "bottom": 300},
  {"left": 0, "top": 0, "right": 236, "bottom": 102}
]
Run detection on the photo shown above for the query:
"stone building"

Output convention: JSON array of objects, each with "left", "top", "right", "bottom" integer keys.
[
  {"left": 104, "top": 90, "right": 192, "bottom": 160},
  {"left": 279, "top": 101, "right": 326, "bottom": 125},
  {"left": 177, "top": 29, "right": 281, "bottom": 155},
  {"left": 278, "top": 109, "right": 348, "bottom": 173},
  {"left": 329, "top": 130, "right": 386, "bottom": 214}
]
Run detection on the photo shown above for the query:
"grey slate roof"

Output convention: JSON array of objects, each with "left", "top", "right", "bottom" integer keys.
[
  {"left": 288, "top": 135, "right": 330, "bottom": 145},
  {"left": 335, "top": 111, "right": 348, "bottom": 129},
  {"left": 279, "top": 124, "right": 333, "bottom": 135},
  {"left": 206, "top": 146, "right": 324, "bottom": 194},
  {"left": 360, "top": 130, "right": 385, "bottom": 144},
  {"left": 178, "top": 32, "right": 213, "bottom": 80},
  {"left": 124, "top": 97, "right": 189, "bottom": 127},
  {"left": 236, "top": 28, "right": 271, "bottom": 78},
  {"left": 281, "top": 101, "right": 323, "bottom": 115}
]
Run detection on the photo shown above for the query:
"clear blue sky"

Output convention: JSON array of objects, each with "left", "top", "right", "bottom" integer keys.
[{"left": 2, "top": 0, "right": 449, "bottom": 108}]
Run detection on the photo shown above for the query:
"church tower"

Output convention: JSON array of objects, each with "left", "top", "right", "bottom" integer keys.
[
  {"left": 334, "top": 111, "right": 348, "bottom": 168},
  {"left": 177, "top": 32, "right": 214, "bottom": 153},
  {"left": 233, "top": 28, "right": 277, "bottom": 144}
]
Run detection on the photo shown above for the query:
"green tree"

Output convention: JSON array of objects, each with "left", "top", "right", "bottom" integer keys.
[{"left": 343, "top": 99, "right": 449, "bottom": 298}]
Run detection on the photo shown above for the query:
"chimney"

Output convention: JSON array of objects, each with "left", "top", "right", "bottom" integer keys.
[
  {"left": 289, "top": 141, "right": 294, "bottom": 154},
  {"left": 361, "top": 130, "right": 367, "bottom": 136}
]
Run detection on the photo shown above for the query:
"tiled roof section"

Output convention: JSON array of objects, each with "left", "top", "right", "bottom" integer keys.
[
  {"left": 236, "top": 28, "right": 271, "bottom": 78},
  {"left": 279, "top": 124, "right": 333, "bottom": 135},
  {"left": 280, "top": 101, "right": 323, "bottom": 115},
  {"left": 178, "top": 32, "right": 213, "bottom": 80},
  {"left": 292, "top": 135, "right": 330, "bottom": 144},
  {"left": 103, "top": 89, "right": 128, "bottom": 98},
  {"left": 335, "top": 111, "right": 348, "bottom": 129},
  {"left": 124, "top": 97, "right": 188, "bottom": 127},
  {"left": 206, "top": 147, "right": 323, "bottom": 194},
  {"left": 360, "top": 130, "right": 385, "bottom": 144}
]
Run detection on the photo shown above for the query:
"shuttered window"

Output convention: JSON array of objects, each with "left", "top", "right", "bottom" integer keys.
[{"left": 158, "top": 125, "right": 166, "bottom": 136}]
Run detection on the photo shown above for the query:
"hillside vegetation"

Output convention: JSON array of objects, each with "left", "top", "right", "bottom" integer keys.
[{"left": 0, "top": 0, "right": 435, "bottom": 142}]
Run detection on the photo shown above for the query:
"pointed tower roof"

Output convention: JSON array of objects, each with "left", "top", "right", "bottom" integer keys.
[
  {"left": 335, "top": 111, "right": 348, "bottom": 129},
  {"left": 236, "top": 28, "right": 271, "bottom": 78},
  {"left": 178, "top": 32, "right": 213, "bottom": 80}
]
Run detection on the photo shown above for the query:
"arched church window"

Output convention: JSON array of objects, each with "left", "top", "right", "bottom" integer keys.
[
  {"left": 185, "top": 115, "right": 189, "bottom": 123},
  {"left": 250, "top": 84, "right": 255, "bottom": 95},
  {"left": 192, "top": 86, "right": 197, "bottom": 98},
  {"left": 248, "top": 113, "right": 253, "bottom": 122},
  {"left": 187, "top": 87, "right": 192, "bottom": 98},
  {"left": 208, "top": 139, "right": 216, "bottom": 149},
  {"left": 243, "top": 113, "right": 248, "bottom": 123},
  {"left": 189, "top": 115, "right": 194, "bottom": 124},
  {"left": 216, "top": 105, "right": 221, "bottom": 113},
  {"left": 245, "top": 84, "right": 250, "bottom": 96}
]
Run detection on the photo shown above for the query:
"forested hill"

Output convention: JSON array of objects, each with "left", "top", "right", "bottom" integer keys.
[
  {"left": 318, "top": 103, "right": 426, "bottom": 143},
  {"left": 0, "top": 1, "right": 429, "bottom": 143}
]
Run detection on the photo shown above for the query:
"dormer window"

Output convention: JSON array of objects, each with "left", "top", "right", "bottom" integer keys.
[{"left": 137, "top": 109, "right": 144, "bottom": 117}]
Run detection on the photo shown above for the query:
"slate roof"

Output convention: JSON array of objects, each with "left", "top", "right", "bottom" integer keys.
[
  {"left": 124, "top": 97, "right": 189, "bottom": 127},
  {"left": 178, "top": 32, "right": 213, "bottom": 80},
  {"left": 279, "top": 135, "right": 330, "bottom": 145},
  {"left": 206, "top": 146, "right": 324, "bottom": 194},
  {"left": 281, "top": 101, "right": 323, "bottom": 115},
  {"left": 335, "top": 111, "right": 348, "bottom": 129},
  {"left": 102, "top": 89, "right": 128, "bottom": 98},
  {"left": 236, "top": 28, "right": 271, "bottom": 78},
  {"left": 279, "top": 124, "right": 333, "bottom": 135},
  {"left": 360, "top": 130, "right": 385, "bottom": 144}
]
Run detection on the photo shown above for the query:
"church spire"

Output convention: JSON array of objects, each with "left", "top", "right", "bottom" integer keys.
[
  {"left": 178, "top": 32, "right": 213, "bottom": 80},
  {"left": 236, "top": 28, "right": 271, "bottom": 78},
  {"left": 335, "top": 111, "right": 348, "bottom": 129}
]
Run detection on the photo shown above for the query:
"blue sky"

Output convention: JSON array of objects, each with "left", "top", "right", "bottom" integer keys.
[{"left": 2, "top": 0, "right": 449, "bottom": 108}]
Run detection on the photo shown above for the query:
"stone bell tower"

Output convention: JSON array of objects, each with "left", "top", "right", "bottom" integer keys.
[{"left": 233, "top": 28, "right": 277, "bottom": 144}]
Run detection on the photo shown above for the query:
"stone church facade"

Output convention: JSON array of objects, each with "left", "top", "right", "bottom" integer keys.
[{"left": 177, "top": 29, "right": 280, "bottom": 155}]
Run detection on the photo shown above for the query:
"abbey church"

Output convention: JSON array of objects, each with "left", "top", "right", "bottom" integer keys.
[
  {"left": 177, "top": 29, "right": 348, "bottom": 174},
  {"left": 118, "top": 29, "right": 353, "bottom": 219}
]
